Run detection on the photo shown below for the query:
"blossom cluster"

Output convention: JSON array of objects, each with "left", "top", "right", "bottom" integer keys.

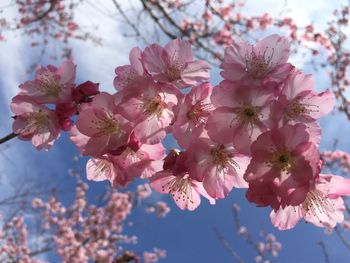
[
  {"left": 0, "top": 216, "right": 41, "bottom": 263},
  {"left": 10, "top": 34, "right": 350, "bottom": 230},
  {"left": 322, "top": 150, "right": 350, "bottom": 175},
  {"left": 11, "top": 59, "right": 99, "bottom": 150},
  {"left": 32, "top": 179, "right": 166, "bottom": 263}
]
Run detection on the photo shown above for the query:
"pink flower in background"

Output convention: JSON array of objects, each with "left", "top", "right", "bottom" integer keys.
[
  {"left": 114, "top": 47, "right": 145, "bottom": 90},
  {"left": 244, "top": 124, "right": 320, "bottom": 209},
  {"left": 322, "top": 150, "right": 350, "bottom": 174},
  {"left": 221, "top": 34, "right": 293, "bottom": 87},
  {"left": 271, "top": 174, "right": 350, "bottom": 230},
  {"left": 143, "top": 248, "right": 167, "bottom": 263},
  {"left": 11, "top": 95, "right": 61, "bottom": 150},
  {"left": 155, "top": 201, "right": 171, "bottom": 218},
  {"left": 150, "top": 151, "right": 215, "bottom": 210},
  {"left": 19, "top": 59, "right": 76, "bottom": 104},
  {"left": 75, "top": 92, "right": 133, "bottom": 156},
  {"left": 206, "top": 81, "right": 274, "bottom": 154},
  {"left": 172, "top": 82, "right": 214, "bottom": 148},
  {"left": 186, "top": 137, "right": 250, "bottom": 199},
  {"left": 142, "top": 38, "right": 210, "bottom": 88},
  {"left": 116, "top": 79, "right": 179, "bottom": 144}
]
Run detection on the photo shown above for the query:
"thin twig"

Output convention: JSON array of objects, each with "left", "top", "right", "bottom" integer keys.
[
  {"left": 111, "top": 0, "right": 148, "bottom": 44},
  {"left": 29, "top": 246, "right": 53, "bottom": 257},
  {"left": 334, "top": 226, "right": 350, "bottom": 250},
  {"left": 213, "top": 226, "right": 246, "bottom": 263},
  {"left": 0, "top": 132, "right": 17, "bottom": 145},
  {"left": 140, "top": 0, "right": 222, "bottom": 59},
  {"left": 317, "top": 241, "right": 331, "bottom": 263}
]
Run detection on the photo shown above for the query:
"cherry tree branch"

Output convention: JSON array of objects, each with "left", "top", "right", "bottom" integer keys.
[
  {"left": 111, "top": 0, "right": 148, "bottom": 43},
  {"left": 0, "top": 132, "right": 17, "bottom": 144},
  {"left": 334, "top": 226, "right": 350, "bottom": 250},
  {"left": 317, "top": 241, "right": 331, "bottom": 263},
  {"left": 213, "top": 226, "right": 246, "bottom": 263}
]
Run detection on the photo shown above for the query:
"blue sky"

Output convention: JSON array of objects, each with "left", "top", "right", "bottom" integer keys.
[{"left": 1, "top": 0, "right": 350, "bottom": 262}]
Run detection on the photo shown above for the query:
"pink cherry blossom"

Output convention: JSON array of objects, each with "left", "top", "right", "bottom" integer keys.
[
  {"left": 270, "top": 174, "right": 350, "bottom": 230},
  {"left": 244, "top": 124, "right": 320, "bottom": 209},
  {"left": 143, "top": 248, "right": 167, "bottom": 263},
  {"left": 221, "top": 34, "right": 293, "bottom": 87},
  {"left": 150, "top": 151, "right": 215, "bottom": 210},
  {"left": 19, "top": 59, "right": 76, "bottom": 104},
  {"left": 11, "top": 95, "right": 61, "bottom": 150},
  {"left": 277, "top": 71, "right": 334, "bottom": 118},
  {"left": 142, "top": 38, "right": 210, "bottom": 88},
  {"left": 114, "top": 47, "right": 145, "bottom": 90},
  {"left": 112, "top": 141, "right": 165, "bottom": 180},
  {"left": 154, "top": 201, "right": 171, "bottom": 218},
  {"left": 186, "top": 137, "right": 250, "bottom": 199},
  {"left": 172, "top": 82, "right": 214, "bottom": 148},
  {"left": 206, "top": 81, "right": 274, "bottom": 154},
  {"left": 87, "top": 141, "right": 164, "bottom": 187},
  {"left": 116, "top": 79, "right": 180, "bottom": 144},
  {"left": 86, "top": 155, "right": 135, "bottom": 188},
  {"left": 75, "top": 92, "right": 133, "bottom": 156},
  {"left": 272, "top": 70, "right": 334, "bottom": 144},
  {"left": 150, "top": 171, "right": 211, "bottom": 211}
]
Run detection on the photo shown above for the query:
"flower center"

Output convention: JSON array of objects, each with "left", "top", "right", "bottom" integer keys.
[
  {"left": 234, "top": 104, "right": 261, "bottom": 125},
  {"left": 166, "top": 64, "right": 182, "bottom": 81},
  {"left": 186, "top": 101, "right": 213, "bottom": 126},
  {"left": 243, "top": 107, "right": 256, "bottom": 118},
  {"left": 162, "top": 175, "right": 194, "bottom": 204},
  {"left": 166, "top": 52, "right": 185, "bottom": 81},
  {"left": 210, "top": 145, "right": 239, "bottom": 171},
  {"left": 269, "top": 150, "right": 294, "bottom": 173},
  {"left": 22, "top": 110, "right": 50, "bottom": 134},
  {"left": 143, "top": 94, "right": 167, "bottom": 118},
  {"left": 285, "top": 100, "right": 319, "bottom": 120},
  {"left": 245, "top": 47, "right": 274, "bottom": 79},
  {"left": 37, "top": 71, "right": 61, "bottom": 97},
  {"left": 92, "top": 113, "right": 121, "bottom": 136}
]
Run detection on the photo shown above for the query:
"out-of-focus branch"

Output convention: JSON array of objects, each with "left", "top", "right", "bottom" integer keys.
[
  {"left": 28, "top": 245, "right": 53, "bottom": 257},
  {"left": 139, "top": 0, "right": 222, "bottom": 60},
  {"left": 139, "top": 0, "right": 177, "bottom": 39},
  {"left": 213, "top": 226, "right": 246, "bottom": 263},
  {"left": 317, "top": 241, "right": 331, "bottom": 263},
  {"left": 331, "top": 23, "right": 350, "bottom": 120},
  {"left": 111, "top": 0, "right": 148, "bottom": 43},
  {"left": 334, "top": 226, "right": 350, "bottom": 250},
  {"left": 25, "top": 0, "right": 57, "bottom": 24}
]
